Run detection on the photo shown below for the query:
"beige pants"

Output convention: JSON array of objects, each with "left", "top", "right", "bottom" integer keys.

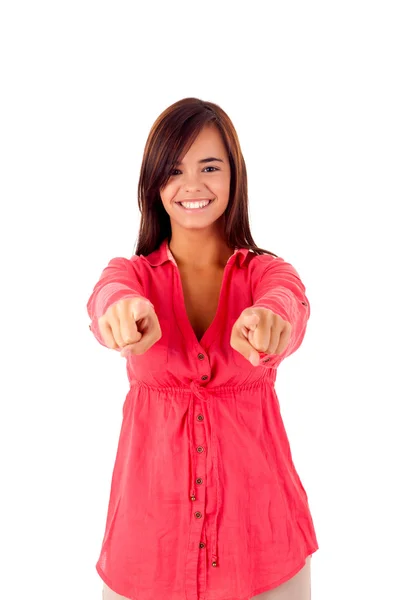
[{"left": 102, "top": 555, "right": 312, "bottom": 600}]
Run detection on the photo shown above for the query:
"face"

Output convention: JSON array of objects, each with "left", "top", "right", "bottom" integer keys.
[{"left": 159, "top": 124, "right": 231, "bottom": 233}]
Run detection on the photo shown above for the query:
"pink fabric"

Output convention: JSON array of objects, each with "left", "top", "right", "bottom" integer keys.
[
  {"left": 87, "top": 237, "right": 319, "bottom": 600},
  {"left": 103, "top": 555, "right": 311, "bottom": 600}
]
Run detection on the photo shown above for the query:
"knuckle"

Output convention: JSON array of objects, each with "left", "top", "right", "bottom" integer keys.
[{"left": 114, "top": 300, "right": 124, "bottom": 312}]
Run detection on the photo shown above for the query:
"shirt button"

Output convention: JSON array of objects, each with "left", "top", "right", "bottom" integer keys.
[
  {"left": 196, "top": 414, "right": 204, "bottom": 421},
  {"left": 196, "top": 477, "right": 203, "bottom": 485},
  {"left": 198, "top": 353, "right": 205, "bottom": 360},
  {"left": 195, "top": 511, "right": 202, "bottom": 518},
  {"left": 199, "top": 542, "right": 206, "bottom": 548},
  {"left": 201, "top": 375, "right": 208, "bottom": 381},
  {"left": 196, "top": 446, "right": 204, "bottom": 453}
]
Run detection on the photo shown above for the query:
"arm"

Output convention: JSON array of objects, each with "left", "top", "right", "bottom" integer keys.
[
  {"left": 250, "top": 255, "right": 311, "bottom": 367},
  {"left": 86, "top": 255, "right": 154, "bottom": 348}
]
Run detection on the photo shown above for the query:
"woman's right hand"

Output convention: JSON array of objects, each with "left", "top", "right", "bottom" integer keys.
[{"left": 98, "top": 296, "right": 162, "bottom": 357}]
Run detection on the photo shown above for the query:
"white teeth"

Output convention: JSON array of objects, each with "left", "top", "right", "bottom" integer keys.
[{"left": 180, "top": 200, "right": 211, "bottom": 209}]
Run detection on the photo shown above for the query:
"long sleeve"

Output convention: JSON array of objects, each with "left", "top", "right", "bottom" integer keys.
[
  {"left": 250, "top": 255, "right": 311, "bottom": 367},
  {"left": 86, "top": 256, "right": 154, "bottom": 348}
]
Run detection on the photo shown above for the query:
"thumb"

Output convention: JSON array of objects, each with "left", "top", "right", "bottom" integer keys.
[
  {"left": 131, "top": 296, "right": 155, "bottom": 322},
  {"left": 235, "top": 312, "right": 261, "bottom": 366}
]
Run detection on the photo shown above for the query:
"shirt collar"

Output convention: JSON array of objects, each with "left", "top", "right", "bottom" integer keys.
[{"left": 140, "top": 237, "right": 249, "bottom": 268}]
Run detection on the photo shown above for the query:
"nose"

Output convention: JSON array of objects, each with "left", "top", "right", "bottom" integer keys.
[
  {"left": 182, "top": 171, "right": 203, "bottom": 192},
  {"left": 185, "top": 185, "right": 202, "bottom": 194}
]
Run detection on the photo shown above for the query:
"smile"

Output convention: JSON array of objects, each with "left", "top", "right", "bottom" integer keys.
[{"left": 176, "top": 199, "right": 215, "bottom": 211}]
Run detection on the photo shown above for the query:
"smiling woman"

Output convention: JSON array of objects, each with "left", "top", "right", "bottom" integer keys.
[
  {"left": 134, "top": 96, "right": 278, "bottom": 261},
  {"left": 88, "top": 97, "right": 318, "bottom": 600},
  {"left": 159, "top": 124, "right": 231, "bottom": 234}
]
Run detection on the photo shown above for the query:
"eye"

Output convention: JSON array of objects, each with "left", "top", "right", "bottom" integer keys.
[{"left": 169, "top": 166, "right": 219, "bottom": 176}]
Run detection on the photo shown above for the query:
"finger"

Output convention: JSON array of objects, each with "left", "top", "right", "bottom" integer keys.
[
  {"left": 108, "top": 313, "right": 125, "bottom": 349},
  {"left": 120, "top": 339, "right": 142, "bottom": 358},
  {"left": 241, "top": 312, "right": 259, "bottom": 337},
  {"left": 130, "top": 319, "right": 162, "bottom": 355},
  {"left": 131, "top": 297, "right": 156, "bottom": 322},
  {"left": 265, "top": 320, "right": 282, "bottom": 354},
  {"left": 241, "top": 311, "right": 261, "bottom": 341},
  {"left": 231, "top": 321, "right": 260, "bottom": 366},
  {"left": 122, "top": 311, "right": 162, "bottom": 356},
  {"left": 98, "top": 316, "right": 118, "bottom": 349},
  {"left": 251, "top": 312, "right": 271, "bottom": 353},
  {"left": 119, "top": 298, "right": 158, "bottom": 355},
  {"left": 275, "top": 324, "right": 292, "bottom": 355},
  {"left": 119, "top": 300, "right": 142, "bottom": 345}
]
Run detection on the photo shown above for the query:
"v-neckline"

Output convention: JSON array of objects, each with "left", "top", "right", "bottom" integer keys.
[{"left": 172, "top": 251, "right": 237, "bottom": 348}]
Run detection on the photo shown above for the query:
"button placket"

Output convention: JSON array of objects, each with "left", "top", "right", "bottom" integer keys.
[
  {"left": 188, "top": 380, "right": 221, "bottom": 570},
  {"left": 190, "top": 393, "right": 207, "bottom": 585},
  {"left": 189, "top": 386, "right": 207, "bottom": 503},
  {"left": 185, "top": 380, "right": 211, "bottom": 600},
  {"left": 194, "top": 392, "right": 208, "bottom": 600}
]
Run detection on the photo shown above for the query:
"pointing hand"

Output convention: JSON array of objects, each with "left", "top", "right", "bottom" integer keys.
[
  {"left": 230, "top": 307, "right": 292, "bottom": 366},
  {"left": 98, "top": 296, "right": 162, "bottom": 357}
]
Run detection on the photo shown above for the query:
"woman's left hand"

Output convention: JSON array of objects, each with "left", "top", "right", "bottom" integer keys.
[{"left": 230, "top": 307, "right": 292, "bottom": 366}]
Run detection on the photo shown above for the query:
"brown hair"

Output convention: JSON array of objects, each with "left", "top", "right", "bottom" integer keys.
[{"left": 134, "top": 97, "right": 278, "bottom": 258}]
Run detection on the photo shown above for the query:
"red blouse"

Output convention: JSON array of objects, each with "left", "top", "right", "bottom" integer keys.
[{"left": 87, "top": 237, "right": 319, "bottom": 600}]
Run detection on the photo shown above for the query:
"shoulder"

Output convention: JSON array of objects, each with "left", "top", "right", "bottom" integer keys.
[
  {"left": 128, "top": 254, "right": 141, "bottom": 265},
  {"left": 248, "top": 252, "right": 302, "bottom": 281},
  {"left": 126, "top": 254, "right": 147, "bottom": 277},
  {"left": 248, "top": 251, "right": 282, "bottom": 272},
  {"left": 102, "top": 254, "right": 145, "bottom": 281},
  {"left": 106, "top": 254, "right": 142, "bottom": 270}
]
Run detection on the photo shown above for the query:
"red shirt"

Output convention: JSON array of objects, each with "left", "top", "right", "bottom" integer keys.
[{"left": 87, "top": 237, "right": 319, "bottom": 600}]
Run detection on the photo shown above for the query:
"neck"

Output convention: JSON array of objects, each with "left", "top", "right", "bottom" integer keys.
[{"left": 168, "top": 235, "right": 234, "bottom": 270}]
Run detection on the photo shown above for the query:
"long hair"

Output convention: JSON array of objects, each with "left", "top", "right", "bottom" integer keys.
[{"left": 133, "top": 97, "right": 278, "bottom": 258}]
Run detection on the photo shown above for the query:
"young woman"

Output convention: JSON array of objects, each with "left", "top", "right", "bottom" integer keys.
[{"left": 87, "top": 97, "right": 319, "bottom": 600}]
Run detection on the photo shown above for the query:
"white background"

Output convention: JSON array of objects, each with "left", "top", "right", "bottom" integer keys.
[{"left": 1, "top": 1, "right": 399, "bottom": 599}]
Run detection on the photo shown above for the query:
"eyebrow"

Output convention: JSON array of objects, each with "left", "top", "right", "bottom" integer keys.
[{"left": 175, "top": 156, "right": 224, "bottom": 166}]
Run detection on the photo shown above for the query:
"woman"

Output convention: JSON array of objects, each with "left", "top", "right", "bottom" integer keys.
[{"left": 87, "top": 97, "right": 319, "bottom": 600}]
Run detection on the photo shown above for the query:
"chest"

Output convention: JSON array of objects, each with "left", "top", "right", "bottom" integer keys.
[{"left": 179, "top": 268, "right": 224, "bottom": 343}]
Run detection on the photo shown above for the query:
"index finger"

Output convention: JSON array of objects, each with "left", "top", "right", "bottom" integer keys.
[
  {"left": 119, "top": 298, "right": 147, "bottom": 344},
  {"left": 231, "top": 320, "right": 260, "bottom": 366}
]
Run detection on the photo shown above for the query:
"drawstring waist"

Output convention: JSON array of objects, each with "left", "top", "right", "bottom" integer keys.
[{"left": 188, "top": 380, "right": 221, "bottom": 568}]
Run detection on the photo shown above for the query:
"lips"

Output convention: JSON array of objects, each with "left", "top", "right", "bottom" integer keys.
[
  {"left": 176, "top": 198, "right": 213, "bottom": 203},
  {"left": 176, "top": 198, "right": 215, "bottom": 211}
]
